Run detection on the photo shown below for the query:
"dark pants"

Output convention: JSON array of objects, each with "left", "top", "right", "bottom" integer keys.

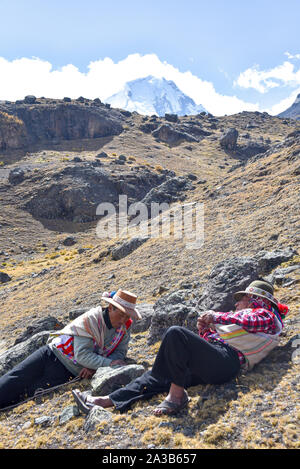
[
  {"left": 110, "top": 326, "right": 241, "bottom": 412},
  {"left": 0, "top": 345, "right": 75, "bottom": 409}
]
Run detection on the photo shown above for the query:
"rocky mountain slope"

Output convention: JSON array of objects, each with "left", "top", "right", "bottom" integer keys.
[
  {"left": 278, "top": 93, "right": 300, "bottom": 120},
  {"left": 0, "top": 101, "right": 299, "bottom": 449},
  {"left": 106, "top": 76, "right": 206, "bottom": 116}
]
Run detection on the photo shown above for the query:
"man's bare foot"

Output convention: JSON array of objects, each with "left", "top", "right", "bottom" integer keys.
[{"left": 87, "top": 395, "right": 114, "bottom": 408}]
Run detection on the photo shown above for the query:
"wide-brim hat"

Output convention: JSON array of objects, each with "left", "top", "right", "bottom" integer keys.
[
  {"left": 234, "top": 280, "right": 278, "bottom": 307},
  {"left": 101, "top": 289, "right": 141, "bottom": 321}
]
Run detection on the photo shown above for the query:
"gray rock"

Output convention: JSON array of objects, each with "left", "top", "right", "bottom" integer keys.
[
  {"left": 68, "top": 308, "right": 87, "bottom": 320},
  {"left": 90, "top": 364, "right": 145, "bottom": 396},
  {"left": 14, "top": 316, "right": 65, "bottom": 345},
  {"left": 111, "top": 236, "right": 149, "bottom": 261},
  {"left": 238, "top": 141, "right": 269, "bottom": 159},
  {"left": 220, "top": 128, "right": 238, "bottom": 150},
  {"left": 148, "top": 289, "right": 199, "bottom": 344},
  {"left": 131, "top": 303, "right": 154, "bottom": 333},
  {"left": 84, "top": 406, "right": 112, "bottom": 433},
  {"left": 34, "top": 416, "right": 53, "bottom": 427},
  {"left": 256, "top": 247, "right": 298, "bottom": 273},
  {"left": 165, "top": 113, "right": 178, "bottom": 123},
  {"left": 8, "top": 167, "right": 26, "bottom": 185},
  {"left": 62, "top": 236, "right": 77, "bottom": 246},
  {"left": 96, "top": 151, "right": 108, "bottom": 158},
  {"left": 197, "top": 257, "right": 260, "bottom": 313},
  {"left": 265, "top": 264, "right": 300, "bottom": 286},
  {"left": 140, "top": 176, "right": 194, "bottom": 209},
  {"left": 24, "top": 95, "right": 36, "bottom": 104},
  {"left": 0, "top": 331, "right": 50, "bottom": 376},
  {"left": 152, "top": 124, "right": 198, "bottom": 145},
  {"left": 59, "top": 405, "right": 80, "bottom": 425},
  {"left": 0, "top": 272, "right": 11, "bottom": 283}
]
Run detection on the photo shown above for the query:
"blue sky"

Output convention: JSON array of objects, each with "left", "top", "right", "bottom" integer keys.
[{"left": 1, "top": 0, "right": 300, "bottom": 115}]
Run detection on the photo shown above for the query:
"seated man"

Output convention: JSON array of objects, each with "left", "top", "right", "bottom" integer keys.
[
  {"left": 0, "top": 290, "right": 140, "bottom": 410},
  {"left": 72, "top": 280, "right": 288, "bottom": 416}
]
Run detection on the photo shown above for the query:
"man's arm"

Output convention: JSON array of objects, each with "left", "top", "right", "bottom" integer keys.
[
  {"left": 212, "top": 308, "right": 278, "bottom": 334},
  {"left": 73, "top": 336, "right": 113, "bottom": 369}
]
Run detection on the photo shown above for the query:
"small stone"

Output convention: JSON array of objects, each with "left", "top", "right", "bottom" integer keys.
[
  {"left": 59, "top": 405, "right": 80, "bottom": 425},
  {"left": 0, "top": 272, "right": 11, "bottom": 283},
  {"left": 34, "top": 416, "right": 52, "bottom": 427},
  {"left": 62, "top": 236, "right": 77, "bottom": 246},
  {"left": 84, "top": 406, "right": 112, "bottom": 433}
]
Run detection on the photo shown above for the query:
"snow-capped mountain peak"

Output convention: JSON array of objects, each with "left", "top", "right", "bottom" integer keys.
[{"left": 105, "top": 76, "right": 206, "bottom": 116}]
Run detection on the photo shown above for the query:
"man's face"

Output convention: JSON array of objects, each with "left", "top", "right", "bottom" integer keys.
[
  {"left": 108, "top": 304, "right": 130, "bottom": 329},
  {"left": 235, "top": 295, "right": 251, "bottom": 311}
]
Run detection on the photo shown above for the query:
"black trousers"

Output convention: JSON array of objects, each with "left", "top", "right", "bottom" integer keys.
[
  {"left": 110, "top": 326, "right": 241, "bottom": 412},
  {"left": 0, "top": 345, "right": 75, "bottom": 409}
]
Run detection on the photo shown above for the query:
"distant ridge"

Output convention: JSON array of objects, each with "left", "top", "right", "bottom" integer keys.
[
  {"left": 105, "top": 76, "right": 207, "bottom": 117},
  {"left": 278, "top": 93, "right": 300, "bottom": 120}
]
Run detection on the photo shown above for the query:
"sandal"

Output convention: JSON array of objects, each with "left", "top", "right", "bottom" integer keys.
[
  {"left": 153, "top": 394, "right": 189, "bottom": 416},
  {"left": 72, "top": 389, "right": 94, "bottom": 415}
]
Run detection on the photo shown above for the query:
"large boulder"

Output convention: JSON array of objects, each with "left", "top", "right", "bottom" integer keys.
[
  {"left": 24, "top": 95, "right": 36, "bottom": 104},
  {"left": 197, "top": 257, "right": 260, "bottom": 312},
  {"left": 111, "top": 236, "right": 149, "bottom": 261},
  {"left": 0, "top": 331, "right": 50, "bottom": 376},
  {"left": 14, "top": 316, "right": 65, "bottom": 345},
  {"left": 148, "top": 289, "right": 199, "bottom": 344},
  {"left": 140, "top": 176, "right": 194, "bottom": 210},
  {"left": 238, "top": 141, "right": 270, "bottom": 159},
  {"left": 0, "top": 272, "right": 11, "bottom": 284},
  {"left": 152, "top": 124, "right": 198, "bottom": 145},
  {"left": 255, "top": 247, "right": 297, "bottom": 273},
  {"left": 90, "top": 364, "right": 145, "bottom": 396},
  {"left": 220, "top": 128, "right": 238, "bottom": 150},
  {"left": 8, "top": 167, "right": 26, "bottom": 185},
  {"left": 131, "top": 303, "right": 154, "bottom": 333}
]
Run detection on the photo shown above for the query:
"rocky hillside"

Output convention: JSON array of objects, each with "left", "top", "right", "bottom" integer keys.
[
  {"left": 0, "top": 102, "right": 299, "bottom": 449},
  {"left": 0, "top": 96, "right": 125, "bottom": 151},
  {"left": 278, "top": 93, "right": 300, "bottom": 120}
]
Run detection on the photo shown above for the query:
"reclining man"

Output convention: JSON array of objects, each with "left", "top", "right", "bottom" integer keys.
[
  {"left": 72, "top": 280, "right": 288, "bottom": 416},
  {"left": 0, "top": 290, "right": 140, "bottom": 410}
]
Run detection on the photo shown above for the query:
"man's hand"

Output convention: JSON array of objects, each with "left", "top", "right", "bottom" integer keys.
[
  {"left": 197, "top": 311, "right": 215, "bottom": 332},
  {"left": 79, "top": 367, "right": 96, "bottom": 379},
  {"left": 110, "top": 360, "right": 127, "bottom": 367}
]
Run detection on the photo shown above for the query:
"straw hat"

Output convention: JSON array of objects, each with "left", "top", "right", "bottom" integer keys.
[{"left": 101, "top": 290, "right": 141, "bottom": 321}]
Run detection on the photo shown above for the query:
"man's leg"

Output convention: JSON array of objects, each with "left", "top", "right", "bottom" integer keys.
[
  {"left": 0, "top": 345, "right": 74, "bottom": 408},
  {"left": 152, "top": 326, "right": 240, "bottom": 386},
  {"left": 151, "top": 326, "right": 240, "bottom": 414},
  {"left": 81, "top": 370, "right": 171, "bottom": 413}
]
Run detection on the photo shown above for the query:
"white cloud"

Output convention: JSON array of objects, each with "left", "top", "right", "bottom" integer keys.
[
  {"left": 235, "top": 60, "right": 300, "bottom": 93},
  {"left": 0, "top": 53, "right": 258, "bottom": 116},
  {"left": 284, "top": 51, "right": 300, "bottom": 60}
]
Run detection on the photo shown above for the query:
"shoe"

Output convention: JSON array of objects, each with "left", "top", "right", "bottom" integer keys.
[
  {"left": 72, "top": 389, "right": 94, "bottom": 415},
  {"left": 153, "top": 394, "right": 189, "bottom": 416}
]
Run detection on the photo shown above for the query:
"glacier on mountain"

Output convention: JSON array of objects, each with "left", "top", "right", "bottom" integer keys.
[{"left": 105, "top": 76, "right": 206, "bottom": 116}]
